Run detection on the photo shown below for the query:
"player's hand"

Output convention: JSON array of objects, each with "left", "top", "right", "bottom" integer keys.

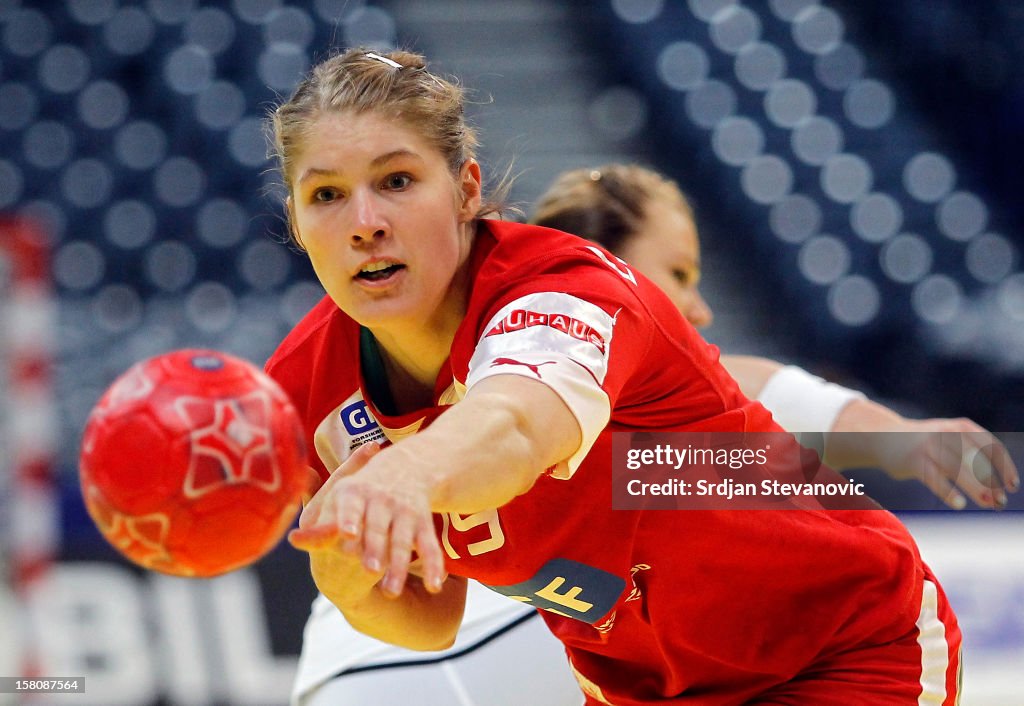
[
  {"left": 874, "top": 418, "right": 1019, "bottom": 510},
  {"left": 290, "top": 441, "right": 381, "bottom": 540},
  {"left": 288, "top": 444, "right": 387, "bottom": 604},
  {"left": 290, "top": 441, "right": 447, "bottom": 598},
  {"left": 300, "top": 465, "right": 323, "bottom": 505}
]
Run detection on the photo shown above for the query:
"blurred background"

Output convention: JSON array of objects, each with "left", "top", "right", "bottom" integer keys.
[{"left": 0, "top": 0, "right": 1022, "bottom": 704}]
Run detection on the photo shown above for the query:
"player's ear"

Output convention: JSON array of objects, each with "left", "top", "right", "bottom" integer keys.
[
  {"left": 286, "top": 195, "right": 306, "bottom": 251},
  {"left": 457, "top": 159, "right": 482, "bottom": 222}
]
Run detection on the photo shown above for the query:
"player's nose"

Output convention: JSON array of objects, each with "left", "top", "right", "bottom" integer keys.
[
  {"left": 349, "top": 188, "right": 389, "bottom": 244},
  {"left": 685, "top": 291, "right": 713, "bottom": 328}
]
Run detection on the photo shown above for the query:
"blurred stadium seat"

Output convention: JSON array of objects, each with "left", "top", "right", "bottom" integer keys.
[{"left": 582, "top": 0, "right": 1024, "bottom": 431}]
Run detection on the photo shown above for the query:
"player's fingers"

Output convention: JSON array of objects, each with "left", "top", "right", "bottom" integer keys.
[
  {"left": 414, "top": 522, "right": 447, "bottom": 594},
  {"left": 993, "top": 446, "right": 1020, "bottom": 494},
  {"left": 299, "top": 472, "right": 329, "bottom": 526},
  {"left": 963, "top": 429, "right": 1019, "bottom": 499},
  {"left": 339, "top": 537, "right": 361, "bottom": 556},
  {"left": 300, "top": 466, "right": 322, "bottom": 505},
  {"left": 917, "top": 456, "right": 967, "bottom": 510},
  {"left": 920, "top": 431, "right": 993, "bottom": 508},
  {"left": 297, "top": 486, "right": 329, "bottom": 528},
  {"left": 960, "top": 428, "right": 1000, "bottom": 485},
  {"left": 936, "top": 426, "right": 1010, "bottom": 508},
  {"left": 360, "top": 496, "right": 392, "bottom": 575},
  {"left": 303, "top": 444, "right": 380, "bottom": 521},
  {"left": 333, "top": 485, "right": 368, "bottom": 540},
  {"left": 287, "top": 524, "right": 340, "bottom": 551},
  {"left": 381, "top": 512, "right": 417, "bottom": 598},
  {"left": 962, "top": 443, "right": 1002, "bottom": 508},
  {"left": 338, "top": 441, "right": 381, "bottom": 477},
  {"left": 931, "top": 438, "right": 998, "bottom": 509}
]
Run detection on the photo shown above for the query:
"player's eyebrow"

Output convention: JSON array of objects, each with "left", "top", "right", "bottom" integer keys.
[
  {"left": 297, "top": 150, "right": 422, "bottom": 185},
  {"left": 370, "top": 149, "right": 420, "bottom": 167}
]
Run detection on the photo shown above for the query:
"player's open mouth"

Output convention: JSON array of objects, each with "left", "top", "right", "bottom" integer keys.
[{"left": 356, "top": 261, "right": 406, "bottom": 282}]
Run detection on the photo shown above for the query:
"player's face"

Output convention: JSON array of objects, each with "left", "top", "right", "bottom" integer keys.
[
  {"left": 616, "top": 199, "right": 713, "bottom": 328},
  {"left": 288, "top": 110, "right": 481, "bottom": 336}
]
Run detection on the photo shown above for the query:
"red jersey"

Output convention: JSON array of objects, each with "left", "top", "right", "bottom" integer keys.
[{"left": 266, "top": 220, "right": 958, "bottom": 705}]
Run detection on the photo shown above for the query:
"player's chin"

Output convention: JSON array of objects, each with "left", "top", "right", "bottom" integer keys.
[{"left": 348, "top": 295, "right": 428, "bottom": 330}]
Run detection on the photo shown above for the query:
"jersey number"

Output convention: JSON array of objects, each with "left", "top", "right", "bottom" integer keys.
[
  {"left": 440, "top": 509, "right": 505, "bottom": 559},
  {"left": 585, "top": 246, "right": 637, "bottom": 286}
]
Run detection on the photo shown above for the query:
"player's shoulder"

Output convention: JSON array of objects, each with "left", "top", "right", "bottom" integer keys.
[
  {"left": 477, "top": 219, "right": 638, "bottom": 294},
  {"left": 265, "top": 294, "right": 355, "bottom": 377},
  {"left": 481, "top": 219, "right": 602, "bottom": 263},
  {"left": 457, "top": 220, "right": 663, "bottom": 364}
]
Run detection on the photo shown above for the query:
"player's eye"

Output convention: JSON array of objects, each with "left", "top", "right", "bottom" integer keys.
[
  {"left": 313, "top": 187, "right": 339, "bottom": 203},
  {"left": 383, "top": 173, "right": 412, "bottom": 190},
  {"left": 672, "top": 269, "right": 690, "bottom": 285}
]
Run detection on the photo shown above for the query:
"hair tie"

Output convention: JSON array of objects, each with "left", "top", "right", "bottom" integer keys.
[
  {"left": 365, "top": 52, "right": 402, "bottom": 69},
  {"left": 589, "top": 170, "right": 602, "bottom": 182}
]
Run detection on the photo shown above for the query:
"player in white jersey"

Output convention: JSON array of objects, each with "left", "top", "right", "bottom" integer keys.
[
  {"left": 295, "top": 582, "right": 575, "bottom": 706},
  {"left": 289, "top": 163, "right": 1015, "bottom": 705}
]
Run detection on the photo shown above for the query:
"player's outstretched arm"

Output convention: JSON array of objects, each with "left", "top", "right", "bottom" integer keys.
[
  {"left": 718, "top": 354, "right": 783, "bottom": 398},
  {"left": 290, "top": 374, "right": 581, "bottom": 648},
  {"left": 720, "top": 354, "right": 1020, "bottom": 509}
]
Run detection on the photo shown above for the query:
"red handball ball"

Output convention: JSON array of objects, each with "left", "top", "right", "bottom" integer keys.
[{"left": 79, "top": 349, "right": 309, "bottom": 577}]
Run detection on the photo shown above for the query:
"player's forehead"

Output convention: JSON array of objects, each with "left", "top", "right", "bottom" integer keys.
[
  {"left": 638, "top": 199, "right": 700, "bottom": 261},
  {"left": 292, "top": 110, "right": 441, "bottom": 180}
]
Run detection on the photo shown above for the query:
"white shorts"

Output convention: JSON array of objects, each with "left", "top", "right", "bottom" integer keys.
[{"left": 292, "top": 580, "right": 583, "bottom": 706}]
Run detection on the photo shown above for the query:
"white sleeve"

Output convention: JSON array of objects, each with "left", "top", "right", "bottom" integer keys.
[
  {"left": 755, "top": 365, "right": 865, "bottom": 433},
  {"left": 466, "top": 292, "right": 615, "bottom": 478}
]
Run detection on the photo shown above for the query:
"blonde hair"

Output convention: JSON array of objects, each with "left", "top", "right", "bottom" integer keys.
[
  {"left": 531, "top": 164, "right": 693, "bottom": 251},
  {"left": 267, "top": 47, "right": 508, "bottom": 233}
]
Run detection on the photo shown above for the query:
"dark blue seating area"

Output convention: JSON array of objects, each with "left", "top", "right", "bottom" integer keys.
[{"left": 583, "top": 0, "right": 1023, "bottom": 429}]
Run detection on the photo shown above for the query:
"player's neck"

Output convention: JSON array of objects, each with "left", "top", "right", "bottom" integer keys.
[
  {"left": 365, "top": 328, "right": 451, "bottom": 414},
  {"left": 366, "top": 274, "right": 467, "bottom": 397}
]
